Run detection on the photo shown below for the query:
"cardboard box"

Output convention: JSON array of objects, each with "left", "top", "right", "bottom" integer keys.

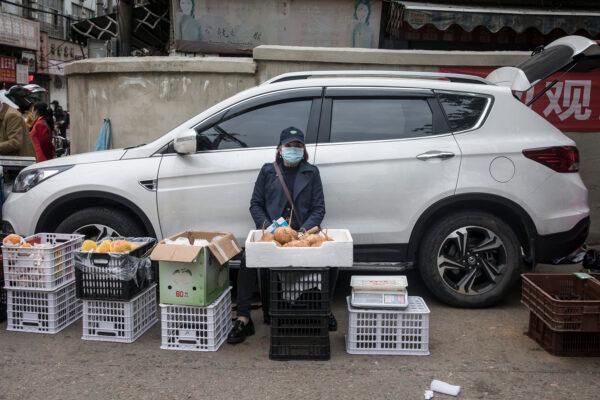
[
  {"left": 244, "top": 229, "right": 353, "bottom": 268},
  {"left": 150, "top": 231, "right": 241, "bottom": 306}
]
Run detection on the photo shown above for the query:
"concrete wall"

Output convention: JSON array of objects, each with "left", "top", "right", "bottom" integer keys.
[
  {"left": 65, "top": 47, "right": 600, "bottom": 243},
  {"left": 65, "top": 56, "right": 256, "bottom": 153},
  {"left": 173, "top": 0, "right": 382, "bottom": 53}
]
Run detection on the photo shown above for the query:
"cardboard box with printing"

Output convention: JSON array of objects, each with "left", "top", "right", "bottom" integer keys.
[{"left": 150, "top": 231, "right": 241, "bottom": 306}]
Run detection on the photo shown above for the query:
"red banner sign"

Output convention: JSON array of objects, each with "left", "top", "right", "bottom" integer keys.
[
  {"left": 440, "top": 66, "right": 600, "bottom": 132},
  {"left": 0, "top": 56, "right": 16, "bottom": 84}
]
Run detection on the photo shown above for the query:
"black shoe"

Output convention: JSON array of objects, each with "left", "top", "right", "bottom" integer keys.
[
  {"left": 227, "top": 319, "right": 255, "bottom": 344},
  {"left": 328, "top": 313, "right": 337, "bottom": 332}
]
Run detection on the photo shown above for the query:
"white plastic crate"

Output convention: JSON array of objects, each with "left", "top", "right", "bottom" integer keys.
[
  {"left": 245, "top": 229, "right": 353, "bottom": 268},
  {"left": 3, "top": 233, "right": 84, "bottom": 291},
  {"left": 160, "top": 287, "right": 232, "bottom": 352},
  {"left": 346, "top": 296, "right": 430, "bottom": 356},
  {"left": 6, "top": 282, "right": 82, "bottom": 334},
  {"left": 82, "top": 284, "right": 158, "bottom": 343}
]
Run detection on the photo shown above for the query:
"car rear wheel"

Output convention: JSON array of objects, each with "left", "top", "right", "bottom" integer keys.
[
  {"left": 418, "top": 211, "right": 522, "bottom": 308},
  {"left": 55, "top": 206, "right": 146, "bottom": 240}
]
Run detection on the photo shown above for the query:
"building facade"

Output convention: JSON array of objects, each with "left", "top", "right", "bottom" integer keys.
[{"left": 0, "top": 0, "right": 94, "bottom": 107}]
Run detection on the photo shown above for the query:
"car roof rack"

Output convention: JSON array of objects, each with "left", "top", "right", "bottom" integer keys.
[{"left": 262, "top": 70, "right": 491, "bottom": 85}]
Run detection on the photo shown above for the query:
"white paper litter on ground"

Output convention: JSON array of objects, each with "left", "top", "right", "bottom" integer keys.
[
  {"left": 424, "top": 390, "right": 434, "bottom": 399},
  {"left": 431, "top": 380, "right": 460, "bottom": 396}
]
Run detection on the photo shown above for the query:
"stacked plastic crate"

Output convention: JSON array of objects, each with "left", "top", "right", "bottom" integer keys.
[
  {"left": 151, "top": 232, "right": 240, "bottom": 352},
  {"left": 3, "top": 233, "right": 84, "bottom": 333},
  {"left": 269, "top": 268, "right": 331, "bottom": 360},
  {"left": 522, "top": 273, "right": 600, "bottom": 356},
  {"left": 346, "top": 276, "right": 430, "bottom": 356},
  {"left": 75, "top": 238, "right": 157, "bottom": 343}
]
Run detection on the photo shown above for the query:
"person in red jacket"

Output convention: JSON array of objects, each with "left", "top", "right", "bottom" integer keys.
[{"left": 29, "top": 102, "right": 56, "bottom": 162}]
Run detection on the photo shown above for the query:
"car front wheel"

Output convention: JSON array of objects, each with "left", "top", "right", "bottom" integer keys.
[
  {"left": 418, "top": 211, "right": 522, "bottom": 308},
  {"left": 54, "top": 206, "right": 146, "bottom": 240}
]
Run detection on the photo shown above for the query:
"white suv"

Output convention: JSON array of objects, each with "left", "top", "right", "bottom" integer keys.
[{"left": 4, "top": 36, "right": 596, "bottom": 307}]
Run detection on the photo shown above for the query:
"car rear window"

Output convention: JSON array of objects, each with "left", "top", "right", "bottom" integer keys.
[
  {"left": 329, "top": 98, "right": 433, "bottom": 143},
  {"left": 438, "top": 93, "right": 489, "bottom": 132}
]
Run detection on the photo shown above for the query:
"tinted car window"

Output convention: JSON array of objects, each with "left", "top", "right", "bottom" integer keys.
[
  {"left": 197, "top": 100, "right": 312, "bottom": 151},
  {"left": 329, "top": 98, "right": 433, "bottom": 143},
  {"left": 438, "top": 93, "right": 489, "bottom": 132}
]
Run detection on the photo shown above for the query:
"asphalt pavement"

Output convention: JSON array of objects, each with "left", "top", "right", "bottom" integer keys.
[{"left": 1, "top": 264, "right": 600, "bottom": 400}]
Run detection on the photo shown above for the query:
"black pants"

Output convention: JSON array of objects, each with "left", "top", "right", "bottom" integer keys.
[{"left": 236, "top": 256, "right": 339, "bottom": 320}]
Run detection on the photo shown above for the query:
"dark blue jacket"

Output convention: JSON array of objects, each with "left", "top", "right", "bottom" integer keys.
[{"left": 249, "top": 161, "right": 326, "bottom": 231}]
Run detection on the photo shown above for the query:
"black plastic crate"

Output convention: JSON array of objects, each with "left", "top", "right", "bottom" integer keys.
[
  {"left": 269, "top": 268, "right": 330, "bottom": 316},
  {"left": 269, "top": 315, "right": 330, "bottom": 360},
  {"left": 0, "top": 279, "right": 6, "bottom": 322},
  {"left": 75, "top": 238, "right": 156, "bottom": 301}
]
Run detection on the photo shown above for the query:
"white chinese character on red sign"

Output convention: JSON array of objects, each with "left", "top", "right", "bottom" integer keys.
[{"left": 543, "top": 80, "right": 592, "bottom": 121}]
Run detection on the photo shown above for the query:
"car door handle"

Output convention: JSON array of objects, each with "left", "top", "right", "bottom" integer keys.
[{"left": 416, "top": 151, "right": 455, "bottom": 161}]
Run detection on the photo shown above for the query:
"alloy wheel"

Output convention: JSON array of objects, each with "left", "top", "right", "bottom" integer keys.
[
  {"left": 74, "top": 224, "right": 121, "bottom": 241},
  {"left": 437, "top": 226, "right": 507, "bottom": 295}
]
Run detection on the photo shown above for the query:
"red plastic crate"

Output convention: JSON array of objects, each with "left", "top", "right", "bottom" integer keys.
[
  {"left": 527, "top": 312, "right": 600, "bottom": 357},
  {"left": 522, "top": 273, "right": 600, "bottom": 332}
]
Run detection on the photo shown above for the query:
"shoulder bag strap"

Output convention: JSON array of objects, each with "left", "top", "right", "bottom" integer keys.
[{"left": 273, "top": 162, "right": 298, "bottom": 223}]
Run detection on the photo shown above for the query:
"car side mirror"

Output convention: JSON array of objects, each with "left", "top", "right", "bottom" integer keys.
[{"left": 173, "top": 131, "right": 196, "bottom": 155}]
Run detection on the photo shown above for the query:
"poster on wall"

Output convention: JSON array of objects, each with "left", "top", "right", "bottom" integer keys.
[
  {"left": 172, "top": 0, "right": 381, "bottom": 53},
  {"left": 21, "top": 51, "right": 36, "bottom": 73},
  {"left": 0, "top": 56, "right": 17, "bottom": 84},
  {"left": 440, "top": 66, "right": 600, "bottom": 132},
  {"left": 16, "top": 64, "right": 28, "bottom": 84}
]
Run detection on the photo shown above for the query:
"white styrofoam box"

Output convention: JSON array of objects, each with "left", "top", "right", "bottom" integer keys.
[
  {"left": 82, "top": 284, "right": 157, "bottom": 343},
  {"left": 6, "top": 282, "right": 82, "bottom": 334},
  {"left": 3, "top": 233, "right": 84, "bottom": 291},
  {"left": 160, "top": 287, "right": 232, "bottom": 352},
  {"left": 244, "top": 229, "right": 353, "bottom": 268},
  {"left": 346, "top": 296, "right": 430, "bottom": 356}
]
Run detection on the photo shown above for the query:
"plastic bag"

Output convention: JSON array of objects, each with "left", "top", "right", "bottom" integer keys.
[{"left": 75, "top": 237, "right": 156, "bottom": 285}]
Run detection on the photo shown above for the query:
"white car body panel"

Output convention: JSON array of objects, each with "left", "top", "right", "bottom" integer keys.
[
  {"left": 3, "top": 157, "right": 162, "bottom": 236},
  {"left": 314, "top": 134, "right": 461, "bottom": 245},
  {"left": 2, "top": 72, "right": 590, "bottom": 255}
]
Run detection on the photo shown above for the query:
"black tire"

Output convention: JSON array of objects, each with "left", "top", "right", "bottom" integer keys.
[
  {"left": 417, "top": 211, "right": 522, "bottom": 308},
  {"left": 54, "top": 206, "right": 146, "bottom": 239}
]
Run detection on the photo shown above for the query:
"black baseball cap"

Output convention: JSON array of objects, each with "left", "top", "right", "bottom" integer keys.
[{"left": 279, "top": 126, "right": 305, "bottom": 145}]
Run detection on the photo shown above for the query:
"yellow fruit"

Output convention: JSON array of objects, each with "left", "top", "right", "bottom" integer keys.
[
  {"left": 3, "top": 234, "right": 23, "bottom": 246},
  {"left": 20, "top": 243, "right": 33, "bottom": 248},
  {"left": 80, "top": 240, "right": 97, "bottom": 252},
  {"left": 96, "top": 240, "right": 112, "bottom": 253},
  {"left": 110, "top": 240, "right": 131, "bottom": 253}
]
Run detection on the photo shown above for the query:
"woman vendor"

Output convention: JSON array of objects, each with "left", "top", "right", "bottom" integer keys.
[{"left": 228, "top": 126, "right": 334, "bottom": 344}]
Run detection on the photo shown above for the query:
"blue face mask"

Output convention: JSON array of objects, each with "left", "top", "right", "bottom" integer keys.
[{"left": 281, "top": 147, "right": 304, "bottom": 165}]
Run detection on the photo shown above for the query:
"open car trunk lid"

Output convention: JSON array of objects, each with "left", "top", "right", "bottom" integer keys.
[{"left": 486, "top": 35, "right": 600, "bottom": 91}]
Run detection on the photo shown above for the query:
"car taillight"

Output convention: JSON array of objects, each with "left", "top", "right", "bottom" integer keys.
[{"left": 523, "top": 146, "right": 579, "bottom": 173}]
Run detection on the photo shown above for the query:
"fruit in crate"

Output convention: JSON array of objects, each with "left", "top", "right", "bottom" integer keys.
[
  {"left": 80, "top": 240, "right": 98, "bottom": 252},
  {"left": 20, "top": 243, "right": 33, "bottom": 248},
  {"left": 3, "top": 234, "right": 24, "bottom": 246},
  {"left": 274, "top": 227, "right": 298, "bottom": 244},
  {"left": 110, "top": 240, "right": 132, "bottom": 253},
  {"left": 96, "top": 240, "right": 112, "bottom": 253}
]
